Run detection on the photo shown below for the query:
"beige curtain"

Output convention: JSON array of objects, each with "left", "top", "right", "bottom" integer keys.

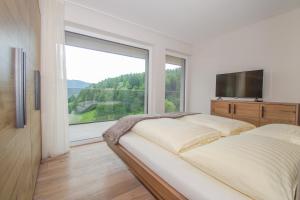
[{"left": 39, "top": 0, "right": 69, "bottom": 159}]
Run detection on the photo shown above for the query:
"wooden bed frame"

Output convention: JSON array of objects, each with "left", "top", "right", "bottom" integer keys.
[{"left": 105, "top": 138, "right": 187, "bottom": 200}]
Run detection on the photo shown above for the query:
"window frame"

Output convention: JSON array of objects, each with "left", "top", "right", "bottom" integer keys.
[{"left": 64, "top": 31, "right": 150, "bottom": 124}]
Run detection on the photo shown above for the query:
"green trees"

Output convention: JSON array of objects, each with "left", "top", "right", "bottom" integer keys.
[
  {"left": 165, "top": 68, "right": 181, "bottom": 112},
  {"left": 165, "top": 99, "right": 176, "bottom": 112},
  {"left": 68, "top": 69, "right": 181, "bottom": 124}
]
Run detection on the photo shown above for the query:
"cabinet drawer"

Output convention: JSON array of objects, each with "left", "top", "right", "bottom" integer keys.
[
  {"left": 260, "top": 104, "right": 297, "bottom": 125},
  {"left": 211, "top": 101, "right": 232, "bottom": 118},
  {"left": 232, "top": 103, "right": 260, "bottom": 126},
  {"left": 232, "top": 103, "right": 260, "bottom": 118},
  {"left": 235, "top": 117, "right": 260, "bottom": 127}
]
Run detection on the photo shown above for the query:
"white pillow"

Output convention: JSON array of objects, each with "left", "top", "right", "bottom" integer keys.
[
  {"left": 131, "top": 118, "right": 221, "bottom": 154},
  {"left": 244, "top": 124, "right": 300, "bottom": 146},
  {"left": 179, "top": 114, "right": 256, "bottom": 136}
]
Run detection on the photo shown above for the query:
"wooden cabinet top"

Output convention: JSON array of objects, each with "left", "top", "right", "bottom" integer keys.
[{"left": 211, "top": 99, "right": 299, "bottom": 106}]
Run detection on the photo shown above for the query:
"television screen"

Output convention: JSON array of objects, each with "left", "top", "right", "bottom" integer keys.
[{"left": 216, "top": 70, "right": 263, "bottom": 98}]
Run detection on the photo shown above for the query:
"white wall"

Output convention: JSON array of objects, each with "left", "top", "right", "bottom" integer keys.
[
  {"left": 64, "top": 1, "right": 192, "bottom": 114},
  {"left": 189, "top": 8, "right": 300, "bottom": 114}
]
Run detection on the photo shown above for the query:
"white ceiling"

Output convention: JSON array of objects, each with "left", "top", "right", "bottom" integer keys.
[{"left": 66, "top": 0, "right": 300, "bottom": 43}]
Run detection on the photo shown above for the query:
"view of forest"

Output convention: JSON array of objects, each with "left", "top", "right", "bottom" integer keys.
[{"left": 68, "top": 68, "right": 182, "bottom": 124}]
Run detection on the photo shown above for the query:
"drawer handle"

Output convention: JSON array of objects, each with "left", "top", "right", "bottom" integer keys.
[
  {"left": 261, "top": 106, "right": 264, "bottom": 118},
  {"left": 233, "top": 104, "right": 236, "bottom": 114},
  {"left": 228, "top": 104, "right": 231, "bottom": 114}
]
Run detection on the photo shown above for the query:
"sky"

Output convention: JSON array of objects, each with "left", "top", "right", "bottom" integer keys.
[{"left": 65, "top": 45, "right": 181, "bottom": 83}]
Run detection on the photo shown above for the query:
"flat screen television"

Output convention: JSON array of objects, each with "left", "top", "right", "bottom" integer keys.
[{"left": 216, "top": 70, "right": 263, "bottom": 99}]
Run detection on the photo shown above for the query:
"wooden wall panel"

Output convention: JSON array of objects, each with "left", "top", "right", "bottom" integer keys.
[{"left": 0, "top": 0, "right": 41, "bottom": 199}]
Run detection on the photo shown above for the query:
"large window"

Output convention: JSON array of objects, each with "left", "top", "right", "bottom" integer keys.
[
  {"left": 165, "top": 55, "right": 185, "bottom": 113},
  {"left": 65, "top": 32, "right": 149, "bottom": 124}
]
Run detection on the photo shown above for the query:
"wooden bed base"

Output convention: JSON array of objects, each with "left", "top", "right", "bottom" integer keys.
[{"left": 105, "top": 138, "right": 187, "bottom": 200}]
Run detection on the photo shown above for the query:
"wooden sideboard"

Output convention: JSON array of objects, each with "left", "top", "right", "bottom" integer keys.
[{"left": 211, "top": 100, "right": 300, "bottom": 126}]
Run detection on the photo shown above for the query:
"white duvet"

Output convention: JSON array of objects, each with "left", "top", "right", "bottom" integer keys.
[
  {"left": 181, "top": 134, "right": 300, "bottom": 200},
  {"left": 131, "top": 118, "right": 221, "bottom": 154},
  {"left": 179, "top": 114, "right": 256, "bottom": 136}
]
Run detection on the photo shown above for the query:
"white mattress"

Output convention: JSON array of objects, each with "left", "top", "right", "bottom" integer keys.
[{"left": 119, "top": 133, "right": 250, "bottom": 200}]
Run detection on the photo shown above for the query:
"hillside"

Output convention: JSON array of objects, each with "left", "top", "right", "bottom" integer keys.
[
  {"left": 67, "top": 80, "right": 91, "bottom": 97},
  {"left": 67, "top": 80, "right": 91, "bottom": 88}
]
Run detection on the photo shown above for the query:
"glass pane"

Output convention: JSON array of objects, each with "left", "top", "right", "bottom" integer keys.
[
  {"left": 66, "top": 45, "right": 147, "bottom": 124},
  {"left": 165, "top": 63, "right": 184, "bottom": 113}
]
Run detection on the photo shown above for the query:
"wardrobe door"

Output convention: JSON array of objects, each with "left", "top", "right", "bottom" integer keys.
[{"left": 0, "top": 0, "right": 41, "bottom": 199}]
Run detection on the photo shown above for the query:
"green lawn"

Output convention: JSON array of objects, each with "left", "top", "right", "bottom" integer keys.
[
  {"left": 69, "top": 108, "right": 144, "bottom": 124},
  {"left": 69, "top": 109, "right": 96, "bottom": 124}
]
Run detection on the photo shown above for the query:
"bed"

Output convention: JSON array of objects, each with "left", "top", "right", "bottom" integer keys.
[
  {"left": 104, "top": 114, "right": 300, "bottom": 200},
  {"left": 119, "top": 133, "right": 251, "bottom": 200}
]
